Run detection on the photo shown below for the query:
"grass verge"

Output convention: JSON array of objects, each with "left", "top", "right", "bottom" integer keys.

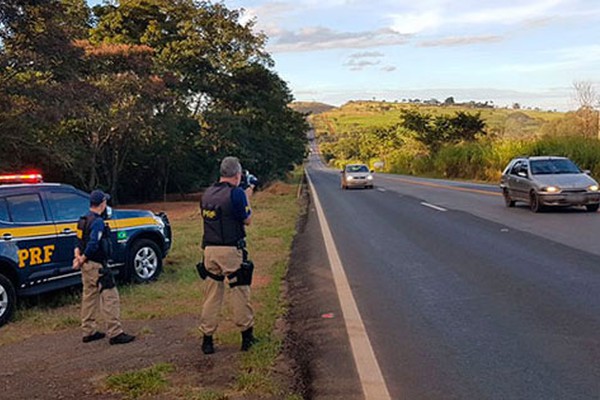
[
  {"left": 1, "top": 170, "right": 305, "bottom": 399},
  {"left": 105, "top": 363, "right": 175, "bottom": 399}
]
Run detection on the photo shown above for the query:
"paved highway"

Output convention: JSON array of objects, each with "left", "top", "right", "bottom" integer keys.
[{"left": 306, "top": 151, "right": 600, "bottom": 399}]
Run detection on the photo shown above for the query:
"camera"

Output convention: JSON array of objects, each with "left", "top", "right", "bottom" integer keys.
[{"left": 240, "top": 169, "right": 258, "bottom": 190}]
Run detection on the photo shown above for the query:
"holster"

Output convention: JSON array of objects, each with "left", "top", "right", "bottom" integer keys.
[
  {"left": 227, "top": 259, "right": 254, "bottom": 288},
  {"left": 98, "top": 267, "right": 116, "bottom": 292},
  {"left": 196, "top": 259, "right": 224, "bottom": 282}
]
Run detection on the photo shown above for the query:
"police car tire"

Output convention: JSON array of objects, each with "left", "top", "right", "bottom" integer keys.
[
  {"left": 0, "top": 273, "right": 16, "bottom": 327},
  {"left": 127, "top": 239, "right": 163, "bottom": 283}
]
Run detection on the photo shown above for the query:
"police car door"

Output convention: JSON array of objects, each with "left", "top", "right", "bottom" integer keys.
[
  {"left": 45, "top": 190, "right": 90, "bottom": 276},
  {"left": 2, "top": 193, "right": 60, "bottom": 284}
]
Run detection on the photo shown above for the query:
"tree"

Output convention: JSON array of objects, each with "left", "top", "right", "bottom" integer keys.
[
  {"left": 572, "top": 80, "right": 599, "bottom": 139},
  {"left": 0, "top": 0, "right": 87, "bottom": 176},
  {"left": 444, "top": 96, "right": 455, "bottom": 105},
  {"left": 400, "top": 109, "right": 486, "bottom": 153}
]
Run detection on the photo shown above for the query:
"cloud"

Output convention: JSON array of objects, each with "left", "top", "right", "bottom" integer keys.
[
  {"left": 241, "top": 2, "right": 299, "bottom": 36},
  {"left": 268, "top": 27, "right": 410, "bottom": 52},
  {"left": 344, "top": 58, "right": 382, "bottom": 71},
  {"left": 389, "top": 0, "right": 570, "bottom": 34},
  {"left": 418, "top": 35, "right": 504, "bottom": 47},
  {"left": 349, "top": 51, "right": 385, "bottom": 59},
  {"left": 390, "top": 10, "right": 442, "bottom": 34}
]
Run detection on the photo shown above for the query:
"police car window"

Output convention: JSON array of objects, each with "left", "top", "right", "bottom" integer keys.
[
  {"left": 0, "top": 198, "right": 9, "bottom": 222},
  {"left": 48, "top": 192, "right": 89, "bottom": 221},
  {"left": 6, "top": 194, "right": 47, "bottom": 223}
]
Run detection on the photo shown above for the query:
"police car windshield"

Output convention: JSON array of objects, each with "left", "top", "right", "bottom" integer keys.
[
  {"left": 530, "top": 159, "right": 581, "bottom": 175},
  {"left": 346, "top": 165, "right": 369, "bottom": 173}
]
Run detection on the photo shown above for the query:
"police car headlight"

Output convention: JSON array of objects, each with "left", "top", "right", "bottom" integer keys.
[
  {"left": 152, "top": 215, "right": 165, "bottom": 232},
  {"left": 367, "top": 175, "right": 373, "bottom": 180},
  {"left": 347, "top": 176, "right": 354, "bottom": 180},
  {"left": 588, "top": 185, "right": 599, "bottom": 192}
]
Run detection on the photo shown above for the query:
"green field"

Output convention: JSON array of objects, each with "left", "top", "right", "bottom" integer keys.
[{"left": 312, "top": 101, "right": 564, "bottom": 139}]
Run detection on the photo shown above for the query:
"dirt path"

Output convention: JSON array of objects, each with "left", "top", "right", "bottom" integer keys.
[{"left": 0, "top": 314, "right": 245, "bottom": 399}]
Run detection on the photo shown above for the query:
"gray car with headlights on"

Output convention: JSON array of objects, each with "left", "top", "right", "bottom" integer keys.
[
  {"left": 341, "top": 164, "right": 374, "bottom": 189},
  {"left": 500, "top": 156, "right": 600, "bottom": 212}
]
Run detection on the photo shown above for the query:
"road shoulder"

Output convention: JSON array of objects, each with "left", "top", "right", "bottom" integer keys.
[{"left": 285, "top": 185, "right": 363, "bottom": 399}]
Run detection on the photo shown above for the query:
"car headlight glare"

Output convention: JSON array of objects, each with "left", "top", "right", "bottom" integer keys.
[
  {"left": 588, "top": 185, "right": 599, "bottom": 192},
  {"left": 542, "top": 186, "right": 560, "bottom": 193},
  {"left": 152, "top": 215, "right": 165, "bottom": 232},
  {"left": 347, "top": 176, "right": 354, "bottom": 180},
  {"left": 367, "top": 175, "right": 373, "bottom": 180}
]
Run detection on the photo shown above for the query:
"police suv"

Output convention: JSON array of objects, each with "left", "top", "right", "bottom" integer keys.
[{"left": 0, "top": 174, "right": 172, "bottom": 326}]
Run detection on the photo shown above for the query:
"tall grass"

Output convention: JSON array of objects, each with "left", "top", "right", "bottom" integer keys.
[{"left": 412, "top": 136, "right": 600, "bottom": 182}]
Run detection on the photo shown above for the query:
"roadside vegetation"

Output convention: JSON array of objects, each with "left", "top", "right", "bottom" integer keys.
[
  {"left": 0, "top": 173, "right": 304, "bottom": 399},
  {"left": 313, "top": 100, "right": 600, "bottom": 181}
]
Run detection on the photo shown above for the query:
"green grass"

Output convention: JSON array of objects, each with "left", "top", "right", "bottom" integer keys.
[{"left": 105, "top": 363, "right": 175, "bottom": 399}]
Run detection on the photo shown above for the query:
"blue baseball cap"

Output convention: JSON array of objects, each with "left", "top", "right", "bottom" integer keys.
[{"left": 90, "top": 190, "right": 110, "bottom": 206}]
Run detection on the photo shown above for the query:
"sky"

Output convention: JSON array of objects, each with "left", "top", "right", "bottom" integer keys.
[{"left": 90, "top": 1, "right": 600, "bottom": 110}]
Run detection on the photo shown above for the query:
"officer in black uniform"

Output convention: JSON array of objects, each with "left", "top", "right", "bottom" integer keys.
[
  {"left": 73, "top": 190, "right": 135, "bottom": 345},
  {"left": 198, "top": 156, "right": 255, "bottom": 354}
]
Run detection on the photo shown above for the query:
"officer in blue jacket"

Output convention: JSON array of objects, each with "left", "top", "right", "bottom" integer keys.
[{"left": 73, "top": 190, "right": 135, "bottom": 345}]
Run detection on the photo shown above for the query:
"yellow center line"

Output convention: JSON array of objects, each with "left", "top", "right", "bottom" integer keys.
[{"left": 379, "top": 176, "right": 502, "bottom": 197}]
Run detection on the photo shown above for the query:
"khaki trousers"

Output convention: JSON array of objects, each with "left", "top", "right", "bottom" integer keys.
[
  {"left": 81, "top": 261, "right": 123, "bottom": 339},
  {"left": 199, "top": 246, "right": 254, "bottom": 336}
]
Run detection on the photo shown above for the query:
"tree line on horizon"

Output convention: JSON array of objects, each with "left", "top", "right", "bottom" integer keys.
[{"left": 0, "top": 0, "right": 308, "bottom": 203}]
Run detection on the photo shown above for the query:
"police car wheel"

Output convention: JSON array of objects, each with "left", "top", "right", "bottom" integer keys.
[
  {"left": 0, "top": 273, "right": 16, "bottom": 327},
  {"left": 128, "top": 239, "right": 162, "bottom": 283}
]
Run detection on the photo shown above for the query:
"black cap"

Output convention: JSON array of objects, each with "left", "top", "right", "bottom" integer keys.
[{"left": 90, "top": 190, "right": 110, "bottom": 206}]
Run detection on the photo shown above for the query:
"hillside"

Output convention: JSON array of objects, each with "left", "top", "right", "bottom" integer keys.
[
  {"left": 290, "top": 101, "right": 336, "bottom": 115},
  {"left": 311, "top": 100, "right": 564, "bottom": 138}
]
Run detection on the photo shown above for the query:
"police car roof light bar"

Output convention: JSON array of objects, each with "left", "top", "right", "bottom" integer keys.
[{"left": 0, "top": 173, "right": 44, "bottom": 184}]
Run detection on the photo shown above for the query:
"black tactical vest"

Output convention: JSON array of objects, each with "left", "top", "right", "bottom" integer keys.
[
  {"left": 76, "top": 212, "right": 112, "bottom": 263},
  {"left": 201, "top": 182, "right": 246, "bottom": 248}
]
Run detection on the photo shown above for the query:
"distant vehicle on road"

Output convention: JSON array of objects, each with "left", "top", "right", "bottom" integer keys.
[
  {"left": 500, "top": 156, "right": 600, "bottom": 212},
  {"left": 341, "top": 164, "right": 374, "bottom": 190}
]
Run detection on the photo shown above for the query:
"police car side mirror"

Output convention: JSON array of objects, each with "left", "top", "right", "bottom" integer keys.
[{"left": 106, "top": 206, "right": 113, "bottom": 219}]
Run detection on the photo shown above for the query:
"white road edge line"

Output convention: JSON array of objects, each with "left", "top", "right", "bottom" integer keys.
[
  {"left": 421, "top": 202, "right": 447, "bottom": 212},
  {"left": 305, "top": 170, "right": 392, "bottom": 400},
  {"left": 377, "top": 188, "right": 386, "bottom": 192}
]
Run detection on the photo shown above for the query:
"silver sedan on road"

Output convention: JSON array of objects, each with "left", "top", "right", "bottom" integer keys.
[
  {"left": 500, "top": 156, "right": 600, "bottom": 212},
  {"left": 341, "top": 164, "right": 374, "bottom": 189}
]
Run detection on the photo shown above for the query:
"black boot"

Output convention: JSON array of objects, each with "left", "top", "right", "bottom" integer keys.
[
  {"left": 241, "top": 327, "right": 256, "bottom": 352},
  {"left": 202, "top": 335, "right": 215, "bottom": 354}
]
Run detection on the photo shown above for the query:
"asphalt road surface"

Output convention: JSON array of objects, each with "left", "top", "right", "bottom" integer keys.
[{"left": 306, "top": 150, "right": 600, "bottom": 399}]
